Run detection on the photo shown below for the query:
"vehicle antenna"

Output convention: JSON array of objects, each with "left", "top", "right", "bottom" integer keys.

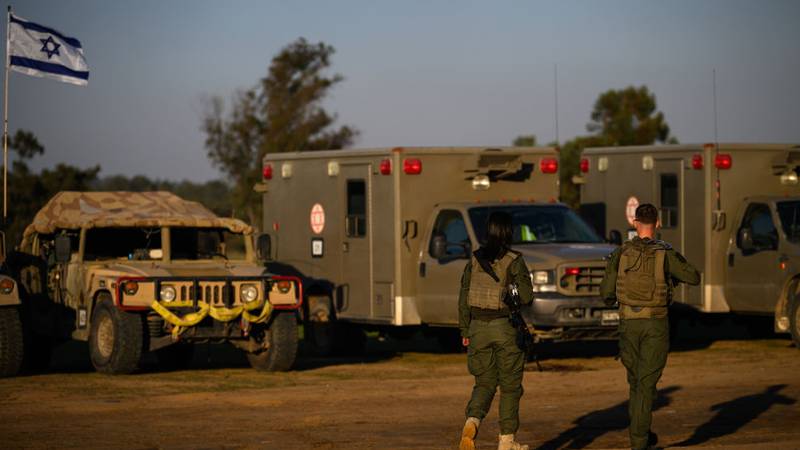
[
  {"left": 713, "top": 68, "right": 721, "bottom": 211},
  {"left": 554, "top": 64, "right": 559, "bottom": 147}
]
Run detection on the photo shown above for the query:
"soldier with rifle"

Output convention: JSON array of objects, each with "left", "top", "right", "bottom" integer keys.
[{"left": 457, "top": 211, "right": 534, "bottom": 450}]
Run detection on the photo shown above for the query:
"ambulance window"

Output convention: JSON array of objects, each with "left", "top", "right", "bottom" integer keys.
[
  {"left": 429, "top": 210, "right": 470, "bottom": 258},
  {"left": 660, "top": 174, "right": 679, "bottom": 228},
  {"left": 739, "top": 203, "right": 777, "bottom": 252},
  {"left": 346, "top": 180, "right": 367, "bottom": 238}
]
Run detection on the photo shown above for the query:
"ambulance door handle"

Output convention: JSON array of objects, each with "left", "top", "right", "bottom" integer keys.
[
  {"left": 419, "top": 262, "right": 426, "bottom": 277},
  {"left": 342, "top": 242, "right": 349, "bottom": 253},
  {"left": 728, "top": 253, "right": 734, "bottom": 267}
]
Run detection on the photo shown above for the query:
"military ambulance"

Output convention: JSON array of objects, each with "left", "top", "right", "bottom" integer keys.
[
  {"left": 260, "top": 146, "right": 618, "bottom": 352},
  {"left": 6, "top": 192, "right": 301, "bottom": 375},
  {"left": 0, "top": 232, "right": 24, "bottom": 377},
  {"left": 579, "top": 143, "right": 800, "bottom": 346}
]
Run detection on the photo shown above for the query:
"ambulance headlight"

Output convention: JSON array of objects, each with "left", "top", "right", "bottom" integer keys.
[
  {"left": 160, "top": 285, "right": 177, "bottom": 303},
  {"left": 241, "top": 284, "right": 259, "bottom": 303},
  {"left": 531, "top": 270, "right": 557, "bottom": 292}
]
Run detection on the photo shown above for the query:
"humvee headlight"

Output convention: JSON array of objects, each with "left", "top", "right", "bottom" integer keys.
[
  {"left": 160, "top": 285, "right": 177, "bottom": 303},
  {"left": 0, "top": 278, "right": 14, "bottom": 294},
  {"left": 241, "top": 284, "right": 258, "bottom": 303}
]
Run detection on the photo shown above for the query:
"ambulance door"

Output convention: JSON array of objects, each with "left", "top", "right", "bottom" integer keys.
[
  {"left": 725, "top": 202, "right": 782, "bottom": 313},
  {"left": 416, "top": 208, "right": 472, "bottom": 325},
  {"left": 654, "top": 160, "right": 687, "bottom": 300},
  {"left": 338, "top": 165, "right": 372, "bottom": 319}
]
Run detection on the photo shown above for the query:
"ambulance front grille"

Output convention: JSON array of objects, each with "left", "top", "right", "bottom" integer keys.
[{"left": 559, "top": 265, "right": 605, "bottom": 296}]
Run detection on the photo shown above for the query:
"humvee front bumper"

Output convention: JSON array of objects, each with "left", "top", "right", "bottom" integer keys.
[
  {"left": 114, "top": 275, "right": 302, "bottom": 338},
  {"left": 523, "top": 293, "right": 618, "bottom": 341}
]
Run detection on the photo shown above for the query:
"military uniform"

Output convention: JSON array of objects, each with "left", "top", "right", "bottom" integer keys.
[
  {"left": 600, "top": 237, "right": 699, "bottom": 450},
  {"left": 458, "top": 248, "right": 533, "bottom": 436}
]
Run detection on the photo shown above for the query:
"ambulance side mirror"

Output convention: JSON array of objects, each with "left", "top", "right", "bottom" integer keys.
[
  {"left": 256, "top": 234, "right": 272, "bottom": 261},
  {"left": 738, "top": 228, "right": 754, "bottom": 252},
  {"left": 608, "top": 230, "right": 623, "bottom": 246},
  {"left": 430, "top": 235, "right": 447, "bottom": 260},
  {"left": 54, "top": 235, "right": 72, "bottom": 263}
]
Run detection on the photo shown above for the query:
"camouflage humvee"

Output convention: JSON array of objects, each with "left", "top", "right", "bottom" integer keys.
[
  {"left": 7, "top": 191, "right": 301, "bottom": 375},
  {"left": 0, "top": 231, "right": 24, "bottom": 377}
]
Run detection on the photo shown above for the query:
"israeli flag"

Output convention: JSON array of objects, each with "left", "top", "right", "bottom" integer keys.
[{"left": 8, "top": 13, "right": 89, "bottom": 86}]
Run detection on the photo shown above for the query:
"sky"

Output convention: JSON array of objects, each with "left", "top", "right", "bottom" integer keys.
[{"left": 5, "top": 0, "right": 800, "bottom": 182}]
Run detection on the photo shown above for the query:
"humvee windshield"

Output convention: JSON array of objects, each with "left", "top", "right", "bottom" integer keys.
[
  {"left": 85, "top": 227, "right": 162, "bottom": 261},
  {"left": 170, "top": 227, "right": 246, "bottom": 260},
  {"left": 469, "top": 205, "right": 603, "bottom": 245},
  {"left": 776, "top": 201, "right": 800, "bottom": 243}
]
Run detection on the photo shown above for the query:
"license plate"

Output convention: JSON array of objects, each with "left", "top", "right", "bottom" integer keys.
[{"left": 601, "top": 310, "right": 620, "bottom": 326}]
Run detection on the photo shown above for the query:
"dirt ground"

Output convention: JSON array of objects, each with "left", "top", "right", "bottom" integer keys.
[{"left": 1, "top": 318, "right": 799, "bottom": 450}]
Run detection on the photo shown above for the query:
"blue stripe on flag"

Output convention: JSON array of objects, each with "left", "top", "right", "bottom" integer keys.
[
  {"left": 9, "top": 56, "right": 89, "bottom": 81},
  {"left": 10, "top": 14, "right": 82, "bottom": 49}
]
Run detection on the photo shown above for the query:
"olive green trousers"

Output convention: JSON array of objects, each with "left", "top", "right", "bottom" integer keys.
[
  {"left": 618, "top": 318, "right": 669, "bottom": 450},
  {"left": 465, "top": 317, "right": 525, "bottom": 435}
]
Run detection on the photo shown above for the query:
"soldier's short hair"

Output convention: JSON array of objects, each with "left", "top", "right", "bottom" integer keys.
[{"left": 635, "top": 203, "right": 659, "bottom": 224}]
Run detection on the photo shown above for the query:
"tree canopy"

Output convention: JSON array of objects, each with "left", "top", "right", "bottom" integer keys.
[
  {"left": 202, "top": 37, "right": 358, "bottom": 227},
  {"left": 587, "top": 85, "right": 676, "bottom": 146}
]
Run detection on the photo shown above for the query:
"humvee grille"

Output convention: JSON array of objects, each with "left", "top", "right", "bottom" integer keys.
[{"left": 558, "top": 265, "right": 605, "bottom": 296}]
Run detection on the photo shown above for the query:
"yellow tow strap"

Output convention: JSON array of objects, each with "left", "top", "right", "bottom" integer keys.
[{"left": 150, "top": 297, "right": 274, "bottom": 338}]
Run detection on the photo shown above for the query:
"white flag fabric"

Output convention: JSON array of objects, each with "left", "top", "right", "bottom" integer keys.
[{"left": 8, "top": 13, "right": 89, "bottom": 86}]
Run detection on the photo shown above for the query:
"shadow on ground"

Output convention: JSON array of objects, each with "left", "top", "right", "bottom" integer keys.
[{"left": 534, "top": 385, "right": 682, "bottom": 450}]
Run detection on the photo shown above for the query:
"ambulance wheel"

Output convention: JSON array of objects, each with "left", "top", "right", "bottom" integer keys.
[
  {"left": 246, "top": 312, "right": 298, "bottom": 371},
  {"left": 790, "top": 296, "right": 800, "bottom": 349},
  {"left": 156, "top": 344, "right": 195, "bottom": 371},
  {"left": 0, "top": 306, "right": 24, "bottom": 377},
  {"left": 89, "top": 297, "right": 144, "bottom": 375}
]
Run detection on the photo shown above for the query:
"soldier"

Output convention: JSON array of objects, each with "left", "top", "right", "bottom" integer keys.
[
  {"left": 458, "top": 212, "right": 534, "bottom": 450},
  {"left": 600, "top": 203, "right": 700, "bottom": 450}
]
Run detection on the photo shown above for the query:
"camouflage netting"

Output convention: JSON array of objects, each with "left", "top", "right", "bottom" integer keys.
[{"left": 22, "top": 191, "right": 252, "bottom": 245}]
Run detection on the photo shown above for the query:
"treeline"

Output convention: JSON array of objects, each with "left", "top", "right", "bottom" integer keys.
[{"left": 2, "top": 129, "right": 232, "bottom": 250}]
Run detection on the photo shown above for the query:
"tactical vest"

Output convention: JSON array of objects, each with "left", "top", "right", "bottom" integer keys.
[
  {"left": 467, "top": 251, "right": 517, "bottom": 310},
  {"left": 615, "top": 239, "right": 669, "bottom": 308}
]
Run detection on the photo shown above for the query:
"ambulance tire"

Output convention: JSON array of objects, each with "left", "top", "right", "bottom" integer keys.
[
  {"left": 331, "top": 323, "right": 366, "bottom": 356},
  {"left": 247, "top": 312, "right": 298, "bottom": 371},
  {"left": 790, "top": 295, "right": 800, "bottom": 349},
  {"left": 0, "top": 306, "right": 24, "bottom": 377},
  {"left": 89, "top": 297, "right": 144, "bottom": 375}
]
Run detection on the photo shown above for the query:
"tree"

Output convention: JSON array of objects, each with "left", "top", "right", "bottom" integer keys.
[
  {"left": 202, "top": 38, "right": 358, "bottom": 227},
  {"left": 587, "top": 86, "right": 676, "bottom": 146},
  {"left": 512, "top": 135, "right": 537, "bottom": 147}
]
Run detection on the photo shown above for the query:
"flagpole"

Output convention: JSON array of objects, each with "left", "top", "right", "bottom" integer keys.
[{"left": 3, "top": 5, "right": 10, "bottom": 221}]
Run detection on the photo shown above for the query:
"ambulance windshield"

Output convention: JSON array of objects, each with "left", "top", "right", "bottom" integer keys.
[
  {"left": 469, "top": 205, "right": 603, "bottom": 245},
  {"left": 776, "top": 201, "right": 800, "bottom": 243}
]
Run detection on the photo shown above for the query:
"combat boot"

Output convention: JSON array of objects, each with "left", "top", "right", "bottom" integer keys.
[
  {"left": 498, "top": 433, "right": 528, "bottom": 450},
  {"left": 459, "top": 417, "right": 480, "bottom": 450}
]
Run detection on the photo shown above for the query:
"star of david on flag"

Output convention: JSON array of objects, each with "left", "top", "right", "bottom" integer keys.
[{"left": 8, "top": 13, "right": 89, "bottom": 86}]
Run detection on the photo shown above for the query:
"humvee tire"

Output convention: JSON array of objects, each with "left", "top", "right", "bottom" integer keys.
[
  {"left": 790, "top": 295, "right": 800, "bottom": 349},
  {"left": 246, "top": 312, "right": 298, "bottom": 371},
  {"left": 156, "top": 344, "right": 195, "bottom": 371},
  {"left": 89, "top": 296, "right": 144, "bottom": 374},
  {"left": 0, "top": 306, "right": 24, "bottom": 377}
]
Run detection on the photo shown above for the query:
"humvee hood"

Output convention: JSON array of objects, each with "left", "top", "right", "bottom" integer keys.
[
  {"left": 513, "top": 243, "right": 615, "bottom": 266},
  {"left": 22, "top": 191, "right": 252, "bottom": 247},
  {"left": 94, "top": 262, "right": 265, "bottom": 278}
]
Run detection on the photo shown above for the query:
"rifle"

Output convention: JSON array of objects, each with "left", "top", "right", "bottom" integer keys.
[{"left": 504, "top": 282, "right": 542, "bottom": 371}]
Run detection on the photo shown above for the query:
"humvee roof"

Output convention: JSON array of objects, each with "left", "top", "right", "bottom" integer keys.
[{"left": 22, "top": 191, "right": 251, "bottom": 246}]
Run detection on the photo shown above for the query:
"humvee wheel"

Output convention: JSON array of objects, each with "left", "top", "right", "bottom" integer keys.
[
  {"left": 246, "top": 312, "right": 298, "bottom": 372},
  {"left": 0, "top": 306, "right": 24, "bottom": 377},
  {"left": 791, "top": 296, "right": 800, "bottom": 349},
  {"left": 89, "top": 297, "right": 144, "bottom": 374}
]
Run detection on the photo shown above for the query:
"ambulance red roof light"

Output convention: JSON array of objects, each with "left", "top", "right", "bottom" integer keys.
[
  {"left": 691, "top": 154, "right": 703, "bottom": 170},
  {"left": 262, "top": 164, "right": 273, "bottom": 180},
  {"left": 403, "top": 158, "right": 422, "bottom": 175},
  {"left": 714, "top": 154, "right": 732, "bottom": 170},
  {"left": 540, "top": 157, "right": 558, "bottom": 174},
  {"left": 579, "top": 158, "right": 589, "bottom": 173},
  {"left": 380, "top": 158, "right": 392, "bottom": 175}
]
